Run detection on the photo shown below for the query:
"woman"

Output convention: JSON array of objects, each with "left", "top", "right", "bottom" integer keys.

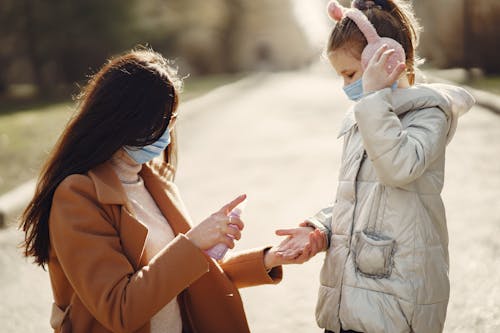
[{"left": 20, "top": 49, "right": 306, "bottom": 333}]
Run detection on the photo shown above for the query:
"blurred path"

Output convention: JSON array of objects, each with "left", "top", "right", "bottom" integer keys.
[
  {"left": 0, "top": 226, "right": 53, "bottom": 332},
  {"left": 1, "top": 64, "right": 499, "bottom": 332}
]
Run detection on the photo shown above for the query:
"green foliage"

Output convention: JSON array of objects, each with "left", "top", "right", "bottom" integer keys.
[
  {"left": 1, "top": 0, "right": 137, "bottom": 95},
  {"left": 469, "top": 76, "right": 500, "bottom": 95},
  {"left": 35, "top": 0, "right": 135, "bottom": 83},
  {"left": 0, "top": 0, "right": 242, "bottom": 96},
  {"left": 0, "top": 102, "right": 72, "bottom": 195}
]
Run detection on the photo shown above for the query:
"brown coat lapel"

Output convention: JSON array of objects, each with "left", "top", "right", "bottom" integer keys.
[{"left": 89, "top": 161, "right": 192, "bottom": 270}]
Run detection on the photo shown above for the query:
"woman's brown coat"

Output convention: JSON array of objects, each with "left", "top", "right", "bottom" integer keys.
[{"left": 48, "top": 160, "right": 282, "bottom": 333}]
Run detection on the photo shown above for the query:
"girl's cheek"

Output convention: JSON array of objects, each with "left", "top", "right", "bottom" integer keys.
[{"left": 353, "top": 71, "right": 364, "bottom": 81}]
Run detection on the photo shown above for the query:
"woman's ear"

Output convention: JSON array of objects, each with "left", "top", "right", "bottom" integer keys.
[{"left": 327, "top": 1, "right": 345, "bottom": 22}]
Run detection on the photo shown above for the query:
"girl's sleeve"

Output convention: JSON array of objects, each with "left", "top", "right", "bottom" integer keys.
[
  {"left": 50, "top": 176, "right": 209, "bottom": 333},
  {"left": 304, "top": 205, "right": 333, "bottom": 249},
  {"left": 354, "top": 88, "right": 449, "bottom": 187}
]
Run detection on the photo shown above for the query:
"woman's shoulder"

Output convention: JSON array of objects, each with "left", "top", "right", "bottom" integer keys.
[
  {"left": 50, "top": 167, "right": 120, "bottom": 231},
  {"left": 55, "top": 162, "right": 127, "bottom": 206},
  {"left": 55, "top": 173, "right": 95, "bottom": 195},
  {"left": 50, "top": 174, "right": 102, "bottom": 232},
  {"left": 52, "top": 173, "right": 99, "bottom": 208}
]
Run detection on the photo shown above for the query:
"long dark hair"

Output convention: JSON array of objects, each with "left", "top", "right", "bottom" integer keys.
[
  {"left": 20, "top": 49, "right": 182, "bottom": 268},
  {"left": 327, "top": 0, "right": 421, "bottom": 84}
]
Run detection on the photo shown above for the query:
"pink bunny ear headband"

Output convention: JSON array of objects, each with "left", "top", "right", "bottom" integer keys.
[{"left": 327, "top": 0, "right": 405, "bottom": 73}]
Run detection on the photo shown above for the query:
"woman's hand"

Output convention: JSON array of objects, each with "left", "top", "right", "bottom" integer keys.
[
  {"left": 185, "top": 194, "right": 246, "bottom": 250},
  {"left": 264, "top": 223, "right": 326, "bottom": 269},
  {"left": 362, "top": 44, "right": 406, "bottom": 94}
]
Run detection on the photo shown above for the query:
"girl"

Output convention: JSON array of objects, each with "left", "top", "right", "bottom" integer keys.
[
  {"left": 20, "top": 49, "right": 299, "bottom": 333},
  {"left": 276, "top": 1, "right": 475, "bottom": 332}
]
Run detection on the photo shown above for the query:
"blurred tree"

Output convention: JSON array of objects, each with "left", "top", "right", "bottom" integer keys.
[
  {"left": 0, "top": 0, "right": 314, "bottom": 97},
  {"left": 224, "top": 0, "right": 245, "bottom": 72},
  {"left": 228, "top": 0, "right": 312, "bottom": 72},
  {"left": 1, "top": 0, "right": 135, "bottom": 96},
  {"left": 21, "top": 0, "right": 46, "bottom": 94},
  {"left": 45, "top": 1, "right": 134, "bottom": 85},
  {"left": 0, "top": 0, "right": 23, "bottom": 95},
  {"left": 135, "top": 0, "right": 234, "bottom": 74},
  {"left": 467, "top": 0, "right": 500, "bottom": 74},
  {"left": 414, "top": 0, "right": 500, "bottom": 74}
]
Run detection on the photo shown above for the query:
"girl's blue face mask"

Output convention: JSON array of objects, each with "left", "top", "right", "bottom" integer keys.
[
  {"left": 343, "top": 78, "right": 398, "bottom": 102},
  {"left": 124, "top": 128, "right": 171, "bottom": 164},
  {"left": 343, "top": 78, "right": 364, "bottom": 101}
]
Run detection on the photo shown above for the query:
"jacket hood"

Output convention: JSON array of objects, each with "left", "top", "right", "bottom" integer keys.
[
  {"left": 339, "top": 83, "right": 476, "bottom": 143},
  {"left": 391, "top": 83, "right": 475, "bottom": 143}
]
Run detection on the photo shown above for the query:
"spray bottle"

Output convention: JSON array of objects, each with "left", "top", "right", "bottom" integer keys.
[{"left": 205, "top": 199, "right": 247, "bottom": 260}]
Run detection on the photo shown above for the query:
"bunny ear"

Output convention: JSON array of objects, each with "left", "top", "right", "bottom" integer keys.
[{"left": 327, "top": 0, "right": 346, "bottom": 21}]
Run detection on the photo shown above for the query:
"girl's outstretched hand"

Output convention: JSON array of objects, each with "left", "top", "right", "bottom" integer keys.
[
  {"left": 263, "top": 223, "right": 326, "bottom": 269},
  {"left": 362, "top": 44, "right": 406, "bottom": 94}
]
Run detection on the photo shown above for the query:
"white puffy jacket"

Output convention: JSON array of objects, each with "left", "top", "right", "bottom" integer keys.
[{"left": 307, "top": 84, "right": 475, "bottom": 333}]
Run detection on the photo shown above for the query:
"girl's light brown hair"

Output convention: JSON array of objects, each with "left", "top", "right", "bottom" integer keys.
[
  {"left": 327, "top": 0, "right": 421, "bottom": 85},
  {"left": 20, "top": 48, "right": 182, "bottom": 268}
]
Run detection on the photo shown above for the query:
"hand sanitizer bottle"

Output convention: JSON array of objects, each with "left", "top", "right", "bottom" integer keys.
[{"left": 205, "top": 199, "right": 247, "bottom": 260}]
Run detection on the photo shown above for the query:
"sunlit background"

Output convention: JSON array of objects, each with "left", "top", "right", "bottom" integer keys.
[
  {"left": 1, "top": 0, "right": 498, "bottom": 101},
  {"left": 2, "top": 0, "right": 500, "bottom": 195},
  {"left": 1, "top": 1, "right": 500, "bottom": 332}
]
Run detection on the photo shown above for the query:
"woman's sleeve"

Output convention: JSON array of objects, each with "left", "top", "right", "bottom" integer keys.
[
  {"left": 354, "top": 88, "right": 449, "bottom": 187},
  {"left": 220, "top": 247, "right": 283, "bottom": 289},
  {"left": 50, "top": 176, "right": 209, "bottom": 333}
]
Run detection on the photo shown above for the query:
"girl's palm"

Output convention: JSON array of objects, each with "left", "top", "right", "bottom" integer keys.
[{"left": 274, "top": 225, "right": 326, "bottom": 261}]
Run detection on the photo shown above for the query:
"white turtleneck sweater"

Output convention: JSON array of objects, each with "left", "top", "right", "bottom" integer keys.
[{"left": 110, "top": 150, "right": 182, "bottom": 333}]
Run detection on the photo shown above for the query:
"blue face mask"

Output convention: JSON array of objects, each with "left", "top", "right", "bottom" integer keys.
[
  {"left": 343, "top": 78, "right": 364, "bottom": 101},
  {"left": 343, "top": 79, "right": 399, "bottom": 102},
  {"left": 124, "top": 128, "right": 171, "bottom": 164}
]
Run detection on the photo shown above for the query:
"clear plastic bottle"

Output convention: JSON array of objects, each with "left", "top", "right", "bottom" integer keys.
[{"left": 205, "top": 199, "right": 247, "bottom": 260}]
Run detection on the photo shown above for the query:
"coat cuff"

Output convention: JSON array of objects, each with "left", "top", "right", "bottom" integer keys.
[
  {"left": 150, "top": 234, "right": 210, "bottom": 286},
  {"left": 221, "top": 247, "right": 283, "bottom": 289}
]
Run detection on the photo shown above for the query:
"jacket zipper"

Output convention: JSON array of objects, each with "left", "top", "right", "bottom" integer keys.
[
  {"left": 348, "top": 149, "right": 367, "bottom": 243},
  {"left": 336, "top": 148, "right": 367, "bottom": 327}
]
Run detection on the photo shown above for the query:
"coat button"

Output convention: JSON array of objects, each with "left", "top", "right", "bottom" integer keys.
[{"left": 355, "top": 153, "right": 361, "bottom": 160}]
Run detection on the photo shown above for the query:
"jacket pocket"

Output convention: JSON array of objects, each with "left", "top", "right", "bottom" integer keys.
[
  {"left": 353, "top": 230, "right": 396, "bottom": 279},
  {"left": 50, "top": 302, "right": 71, "bottom": 333}
]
